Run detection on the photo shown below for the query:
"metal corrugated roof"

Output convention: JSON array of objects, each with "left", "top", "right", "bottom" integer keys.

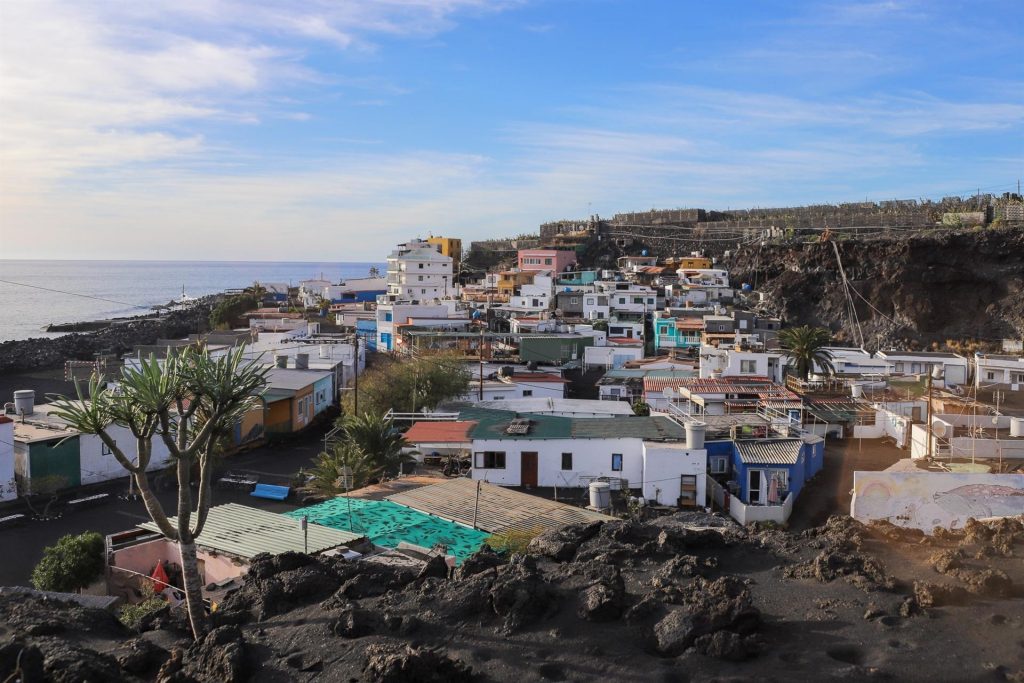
[
  {"left": 572, "top": 416, "right": 687, "bottom": 440},
  {"left": 138, "top": 503, "right": 363, "bottom": 559},
  {"left": 735, "top": 439, "right": 803, "bottom": 465}
]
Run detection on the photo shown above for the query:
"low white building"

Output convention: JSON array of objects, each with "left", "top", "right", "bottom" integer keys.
[
  {"left": 460, "top": 372, "right": 568, "bottom": 402},
  {"left": 816, "top": 347, "right": 890, "bottom": 378},
  {"left": 877, "top": 350, "right": 969, "bottom": 386},
  {"left": 699, "top": 346, "right": 785, "bottom": 383},
  {"left": 470, "top": 398, "right": 635, "bottom": 419},
  {"left": 462, "top": 408, "right": 707, "bottom": 506},
  {"left": 975, "top": 353, "right": 1024, "bottom": 388},
  {"left": 581, "top": 293, "right": 611, "bottom": 321},
  {"left": 376, "top": 302, "right": 466, "bottom": 352},
  {"left": 584, "top": 345, "right": 644, "bottom": 370}
]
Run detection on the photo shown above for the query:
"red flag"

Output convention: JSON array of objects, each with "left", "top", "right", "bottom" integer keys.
[{"left": 150, "top": 561, "right": 170, "bottom": 593}]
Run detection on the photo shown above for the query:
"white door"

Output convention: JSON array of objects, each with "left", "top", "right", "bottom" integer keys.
[{"left": 748, "top": 469, "right": 763, "bottom": 505}]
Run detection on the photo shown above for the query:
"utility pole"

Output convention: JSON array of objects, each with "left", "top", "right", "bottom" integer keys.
[
  {"left": 478, "top": 325, "right": 485, "bottom": 401},
  {"left": 472, "top": 479, "right": 481, "bottom": 529},
  {"left": 353, "top": 334, "right": 360, "bottom": 417},
  {"left": 925, "top": 373, "right": 933, "bottom": 460}
]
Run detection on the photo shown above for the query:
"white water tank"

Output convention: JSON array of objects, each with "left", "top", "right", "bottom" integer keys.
[
  {"left": 685, "top": 421, "right": 706, "bottom": 450},
  {"left": 295, "top": 353, "right": 309, "bottom": 370},
  {"left": 13, "top": 390, "right": 34, "bottom": 416},
  {"left": 319, "top": 344, "right": 330, "bottom": 359},
  {"left": 1011, "top": 417, "right": 1024, "bottom": 438},
  {"left": 589, "top": 481, "right": 611, "bottom": 511},
  {"left": 851, "top": 384, "right": 863, "bottom": 399}
]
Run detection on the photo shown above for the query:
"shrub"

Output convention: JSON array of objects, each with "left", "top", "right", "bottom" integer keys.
[
  {"left": 119, "top": 583, "right": 167, "bottom": 630},
  {"left": 485, "top": 527, "right": 544, "bottom": 555},
  {"left": 31, "top": 531, "right": 105, "bottom": 593}
]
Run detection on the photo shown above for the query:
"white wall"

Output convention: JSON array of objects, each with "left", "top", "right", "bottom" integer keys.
[
  {"left": 584, "top": 346, "right": 644, "bottom": 370},
  {"left": 852, "top": 471, "right": 1024, "bottom": 531},
  {"left": 0, "top": 420, "right": 15, "bottom": 502},
  {"left": 79, "top": 423, "right": 173, "bottom": 486},
  {"left": 642, "top": 443, "right": 707, "bottom": 506},
  {"left": 470, "top": 437, "right": 643, "bottom": 488}
]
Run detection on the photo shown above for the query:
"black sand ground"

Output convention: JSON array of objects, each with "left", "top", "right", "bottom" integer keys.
[{"left": 3, "top": 514, "right": 1023, "bottom": 682}]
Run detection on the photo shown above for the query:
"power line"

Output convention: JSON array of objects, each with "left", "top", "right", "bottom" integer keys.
[{"left": 0, "top": 278, "right": 156, "bottom": 311}]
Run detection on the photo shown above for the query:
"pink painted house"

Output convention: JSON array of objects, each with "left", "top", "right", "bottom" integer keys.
[{"left": 517, "top": 249, "right": 577, "bottom": 273}]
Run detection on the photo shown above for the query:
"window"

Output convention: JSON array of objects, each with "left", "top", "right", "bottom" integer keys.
[
  {"left": 102, "top": 440, "right": 116, "bottom": 456},
  {"left": 475, "top": 451, "right": 506, "bottom": 469},
  {"left": 544, "top": 258, "right": 552, "bottom": 265},
  {"left": 986, "top": 371, "right": 996, "bottom": 380},
  {"left": 647, "top": 298, "right": 654, "bottom": 305},
  {"left": 611, "top": 453, "right": 623, "bottom": 471},
  {"left": 418, "top": 275, "right": 423, "bottom": 281},
  {"left": 770, "top": 469, "right": 789, "bottom": 491},
  {"left": 421, "top": 289, "right": 426, "bottom": 294},
  {"left": 570, "top": 297, "right": 579, "bottom": 305},
  {"left": 384, "top": 312, "right": 393, "bottom": 322},
  {"left": 894, "top": 362, "right": 904, "bottom": 373},
  {"left": 618, "top": 298, "right": 626, "bottom": 305},
  {"left": 633, "top": 297, "right": 643, "bottom": 304},
  {"left": 709, "top": 456, "right": 728, "bottom": 474},
  {"left": 561, "top": 453, "right": 573, "bottom": 470},
  {"left": 522, "top": 390, "right": 533, "bottom": 397},
  {"left": 740, "top": 360, "right": 757, "bottom": 374},
  {"left": 418, "top": 263, "right": 424, "bottom": 269},
  {"left": 586, "top": 299, "right": 594, "bottom": 305}
]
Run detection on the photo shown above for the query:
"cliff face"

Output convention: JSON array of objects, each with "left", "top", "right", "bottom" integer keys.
[{"left": 723, "top": 227, "right": 1024, "bottom": 348}]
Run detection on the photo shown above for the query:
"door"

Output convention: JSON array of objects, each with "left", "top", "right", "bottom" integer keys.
[
  {"left": 521, "top": 452, "right": 538, "bottom": 487},
  {"left": 748, "top": 469, "right": 763, "bottom": 505}
]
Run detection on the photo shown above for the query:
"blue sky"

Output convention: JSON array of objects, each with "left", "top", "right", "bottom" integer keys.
[{"left": 1, "top": 0, "right": 1021, "bottom": 261}]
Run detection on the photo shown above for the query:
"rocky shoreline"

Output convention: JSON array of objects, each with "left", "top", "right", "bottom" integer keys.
[
  {"left": 2, "top": 513, "right": 1022, "bottom": 682},
  {"left": 0, "top": 299, "right": 217, "bottom": 376}
]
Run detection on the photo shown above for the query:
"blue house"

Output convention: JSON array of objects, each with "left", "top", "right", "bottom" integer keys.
[
  {"left": 557, "top": 270, "right": 599, "bottom": 286},
  {"left": 706, "top": 436, "right": 823, "bottom": 509},
  {"left": 653, "top": 316, "right": 702, "bottom": 352}
]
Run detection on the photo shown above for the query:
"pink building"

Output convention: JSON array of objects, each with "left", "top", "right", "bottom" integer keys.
[{"left": 517, "top": 249, "right": 577, "bottom": 273}]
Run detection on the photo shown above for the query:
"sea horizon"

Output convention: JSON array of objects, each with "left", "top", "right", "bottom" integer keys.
[{"left": 0, "top": 259, "right": 383, "bottom": 342}]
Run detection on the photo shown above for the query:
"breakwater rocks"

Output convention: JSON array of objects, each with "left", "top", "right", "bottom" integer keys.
[{"left": 0, "top": 304, "right": 213, "bottom": 375}]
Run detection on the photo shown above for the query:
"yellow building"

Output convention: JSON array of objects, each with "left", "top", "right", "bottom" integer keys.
[
  {"left": 671, "top": 256, "right": 713, "bottom": 269},
  {"left": 427, "top": 236, "right": 462, "bottom": 271}
]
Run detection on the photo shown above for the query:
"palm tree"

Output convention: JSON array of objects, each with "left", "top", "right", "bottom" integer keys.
[
  {"left": 342, "top": 413, "right": 412, "bottom": 477},
  {"left": 302, "top": 442, "right": 378, "bottom": 496},
  {"left": 50, "top": 347, "right": 268, "bottom": 639},
  {"left": 779, "top": 325, "right": 835, "bottom": 380}
]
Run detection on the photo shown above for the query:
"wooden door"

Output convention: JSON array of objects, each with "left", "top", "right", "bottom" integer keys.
[{"left": 521, "top": 452, "right": 538, "bottom": 487}]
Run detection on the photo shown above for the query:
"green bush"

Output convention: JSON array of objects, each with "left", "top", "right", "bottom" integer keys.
[
  {"left": 485, "top": 527, "right": 544, "bottom": 555},
  {"left": 119, "top": 583, "right": 167, "bottom": 630},
  {"left": 31, "top": 531, "right": 105, "bottom": 593}
]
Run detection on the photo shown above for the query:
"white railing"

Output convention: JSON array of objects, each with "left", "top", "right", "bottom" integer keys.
[
  {"left": 384, "top": 409, "right": 460, "bottom": 423},
  {"left": 729, "top": 492, "right": 794, "bottom": 525}
]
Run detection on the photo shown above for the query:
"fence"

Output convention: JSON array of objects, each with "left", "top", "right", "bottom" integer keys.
[{"left": 705, "top": 474, "right": 793, "bottom": 525}]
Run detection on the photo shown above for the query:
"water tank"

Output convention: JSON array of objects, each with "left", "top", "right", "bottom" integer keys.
[
  {"left": 589, "top": 481, "right": 611, "bottom": 511},
  {"left": 13, "top": 390, "right": 34, "bottom": 416},
  {"left": 641, "top": 249, "right": 648, "bottom": 256},
  {"left": 295, "top": 353, "right": 309, "bottom": 370},
  {"left": 275, "top": 354, "right": 288, "bottom": 368},
  {"left": 741, "top": 283, "right": 753, "bottom": 292},
  {"left": 1011, "top": 417, "right": 1024, "bottom": 438},
  {"left": 851, "top": 384, "right": 863, "bottom": 399},
  {"left": 685, "top": 421, "right": 706, "bottom": 450}
]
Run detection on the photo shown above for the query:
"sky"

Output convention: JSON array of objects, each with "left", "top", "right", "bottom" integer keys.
[{"left": 1, "top": 0, "right": 1022, "bottom": 261}]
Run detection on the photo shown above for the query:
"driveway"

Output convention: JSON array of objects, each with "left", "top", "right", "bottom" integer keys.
[{"left": 0, "top": 431, "right": 327, "bottom": 587}]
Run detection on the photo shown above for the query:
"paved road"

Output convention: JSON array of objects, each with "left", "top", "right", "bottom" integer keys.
[{"left": 0, "top": 431, "right": 326, "bottom": 587}]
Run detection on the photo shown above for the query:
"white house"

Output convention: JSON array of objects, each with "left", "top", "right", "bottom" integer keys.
[
  {"left": 470, "top": 398, "right": 635, "bottom": 418},
  {"left": 975, "top": 352, "right": 1024, "bottom": 388},
  {"left": 298, "top": 278, "right": 333, "bottom": 308},
  {"left": 699, "top": 346, "right": 785, "bottom": 383},
  {"left": 0, "top": 417, "right": 15, "bottom": 502},
  {"left": 463, "top": 408, "right": 707, "bottom": 506},
  {"left": 582, "top": 293, "right": 611, "bottom": 321},
  {"left": 460, "top": 372, "right": 568, "bottom": 402},
  {"left": 508, "top": 272, "right": 555, "bottom": 313},
  {"left": 584, "top": 345, "right": 644, "bottom": 370},
  {"left": 596, "top": 282, "right": 658, "bottom": 315},
  {"left": 382, "top": 239, "right": 455, "bottom": 303},
  {"left": 877, "top": 350, "right": 969, "bottom": 386},
  {"left": 376, "top": 303, "right": 464, "bottom": 352},
  {"left": 817, "top": 347, "right": 890, "bottom": 378}
]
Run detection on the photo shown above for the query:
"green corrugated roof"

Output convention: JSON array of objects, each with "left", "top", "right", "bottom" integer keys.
[
  {"left": 603, "top": 369, "right": 647, "bottom": 378},
  {"left": 459, "top": 407, "right": 685, "bottom": 442},
  {"left": 139, "top": 503, "right": 364, "bottom": 559}
]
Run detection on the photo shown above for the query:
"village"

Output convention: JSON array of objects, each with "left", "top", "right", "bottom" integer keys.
[{"left": 2, "top": 231, "right": 1024, "bottom": 623}]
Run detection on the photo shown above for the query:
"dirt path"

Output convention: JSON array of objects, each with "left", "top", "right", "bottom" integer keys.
[{"left": 789, "top": 437, "right": 905, "bottom": 531}]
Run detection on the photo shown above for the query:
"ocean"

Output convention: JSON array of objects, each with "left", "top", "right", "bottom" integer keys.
[{"left": 0, "top": 260, "right": 384, "bottom": 342}]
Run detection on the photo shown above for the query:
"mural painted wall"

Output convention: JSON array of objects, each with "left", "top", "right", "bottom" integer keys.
[{"left": 852, "top": 471, "right": 1024, "bottom": 531}]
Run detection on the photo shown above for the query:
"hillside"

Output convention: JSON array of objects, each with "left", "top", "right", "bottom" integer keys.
[{"left": 723, "top": 227, "right": 1024, "bottom": 349}]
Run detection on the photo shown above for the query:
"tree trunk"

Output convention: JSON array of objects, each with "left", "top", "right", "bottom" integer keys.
[{"left": 178, "top": 541, "right": 209, "bottom": 638}]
